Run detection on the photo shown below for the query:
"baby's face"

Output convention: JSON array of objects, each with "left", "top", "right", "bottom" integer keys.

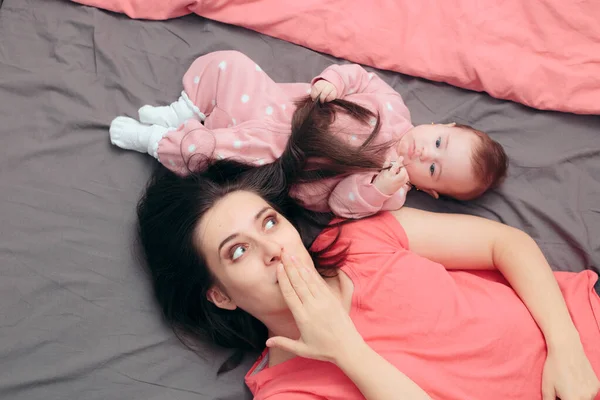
[{"left": 396, "top": 124, "right": 479, "bottom": 199}]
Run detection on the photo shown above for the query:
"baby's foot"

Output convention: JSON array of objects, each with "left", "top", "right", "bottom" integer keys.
[
  {"left": 138, "top": 91, "right": 205, "bottom": 128},
  {"left": 109, "top": 116, "right": 170, "bottom": 158}
]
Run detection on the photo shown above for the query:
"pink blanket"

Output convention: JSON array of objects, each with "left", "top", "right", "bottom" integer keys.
[{"left": 73, "top": 0, "right": 600, "bottom": 115}]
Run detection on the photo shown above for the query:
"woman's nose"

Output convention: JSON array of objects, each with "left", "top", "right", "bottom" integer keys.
[{"left": 264, "top": 240, "right": 283, "bottom": 265}]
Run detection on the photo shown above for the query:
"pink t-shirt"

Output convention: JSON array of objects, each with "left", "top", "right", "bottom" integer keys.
[{"left": 245, "top": 212, "right": 600, "bottom": 399}]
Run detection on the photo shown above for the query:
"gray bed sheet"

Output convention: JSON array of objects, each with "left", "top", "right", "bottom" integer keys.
[{"left": 0, "top": 0, "right": 599, "bottom": 399}]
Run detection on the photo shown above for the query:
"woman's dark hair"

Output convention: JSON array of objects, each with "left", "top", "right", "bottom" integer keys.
[
  {"left": 285, "top": 96, "right": 390, "bottom": 182},
  {"left": 184, "top": 96, "right": 391, "bottom": 182},
  {"left": 137, "top": 96, "right": 388, "bottom": 374}
]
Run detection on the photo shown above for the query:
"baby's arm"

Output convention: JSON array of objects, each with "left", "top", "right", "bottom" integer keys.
[
  {"left": 373, "top": 159, "right": 411, "bottom": 211},
  {"left": 311, "top": 63, "right": 412, "bottom": 125},
  {"left": 312, "top": 63, "right": 401, "bottom": 99},
  {"left": 328, "top": 172, "right": 409, "bottom": 219}
]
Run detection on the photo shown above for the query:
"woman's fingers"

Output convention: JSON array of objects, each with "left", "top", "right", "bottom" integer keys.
[
  {"left": 276, "top": 263, "right": 306, "bottom": 321},
  {"left": 282, "top": 252, "right": 314, "bottom": 303},
  {"left": 284, "top": 251, "right": 335, "bottom": 301},
  {"left": 290, "top": 254, "right": 327, "bottom": 298},
  {"left": 266, "top": 336, "right": 309, "bottom": 358}
]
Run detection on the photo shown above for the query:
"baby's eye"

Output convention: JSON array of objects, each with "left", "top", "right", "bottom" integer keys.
[
  {"left": 265, "top": 217, "right": 277, "bottom": 230},
  {"left": 429, "top": 163, "right": 436, "bottom": 176},
  {"left": 231, "top": 245, "right": 246, "bottom": 260},
  {"left": 435, "top": 137, "right": 442, "bottom": 148}
]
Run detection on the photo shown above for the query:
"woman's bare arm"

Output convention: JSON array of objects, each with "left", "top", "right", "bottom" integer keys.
[
  {"left": 391, "top": 208, "right": 599, "bottom": 399},
  {"left": 392, "top": 207, "right": 579, "bottom": 346}
]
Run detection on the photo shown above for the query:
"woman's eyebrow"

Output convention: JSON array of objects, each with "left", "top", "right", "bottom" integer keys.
[
  {"left": 255, "top": 206, "right": 272, "bottom": 221},
  {"left": 218, "top": 233, "right": 239, "bottom": 253},
  {"left": 217, "top": 207, "right": 273, "bottom": 253}
]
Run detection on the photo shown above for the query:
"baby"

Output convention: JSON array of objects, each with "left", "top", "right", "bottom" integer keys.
[{"left": 110, "top": 51, "right": 507, "bottom": 218}]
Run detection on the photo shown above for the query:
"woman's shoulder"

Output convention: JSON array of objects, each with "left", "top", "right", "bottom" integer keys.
[{"left": 311, "top": 212, "right": 409, "bottom": 256}]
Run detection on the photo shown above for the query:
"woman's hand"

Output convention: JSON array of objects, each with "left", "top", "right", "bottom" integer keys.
[
  {"left": 266, "top": 251, "right": 363, "bottom": 364},
  {"left": 268, "top": 252, "right": 432, "bottom": 400},
  {"left": 542, "top": 340, "right": 600, "bottom": 400},
  {"left": 310, "top": 80, "right": 338, "bottom": 103}
]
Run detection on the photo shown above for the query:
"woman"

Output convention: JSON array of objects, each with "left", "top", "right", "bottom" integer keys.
[{"left": 137, "top": 160, "right": 600, "bottom": 400}]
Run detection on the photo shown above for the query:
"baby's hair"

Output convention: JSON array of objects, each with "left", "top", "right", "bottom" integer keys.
[{"left": 453, "top": 124, "right": 508, "bottom": 200}]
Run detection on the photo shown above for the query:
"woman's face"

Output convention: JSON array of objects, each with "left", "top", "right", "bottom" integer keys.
[{"left": 195, "top": 190, "right": 313, "bottom": 319}]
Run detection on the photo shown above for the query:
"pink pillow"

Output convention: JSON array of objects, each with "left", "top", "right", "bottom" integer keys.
[{"left": 72, "top": 0, "right": 600, "bottom": 115}]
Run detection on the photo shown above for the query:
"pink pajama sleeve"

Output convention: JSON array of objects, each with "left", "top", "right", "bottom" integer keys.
[
  {"left": 328, "top": 173, "right": 408, "bottom": 219},
  {"left": 313, "top": 63, "right": 403, "bottom": 99},
  {"left": 312, "top": 63, "right": 413, "bottom": 140}
]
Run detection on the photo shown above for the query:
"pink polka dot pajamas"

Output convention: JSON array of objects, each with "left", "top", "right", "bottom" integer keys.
[{"left": 126, "top": 51, "right": 415, "bottom": 218}]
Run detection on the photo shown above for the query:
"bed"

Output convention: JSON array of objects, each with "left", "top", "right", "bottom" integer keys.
[{"left": 0, "top": 0, "right": 599, "bottom": 399}]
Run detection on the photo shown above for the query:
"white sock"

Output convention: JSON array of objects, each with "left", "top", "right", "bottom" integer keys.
[
  {"left": 109, "top": 116, "right": 170, "bottom": 159},
  {"left": 138, "top": 91, "right": 205, "bottom": 128}
]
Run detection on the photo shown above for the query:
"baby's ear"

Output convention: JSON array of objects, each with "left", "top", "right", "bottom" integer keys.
[
  {"left": 207, "top": 286, "right": 237, "bottom": 311},
  {"left": 422, "top": 188, "right": 440, "bottom": 199}
]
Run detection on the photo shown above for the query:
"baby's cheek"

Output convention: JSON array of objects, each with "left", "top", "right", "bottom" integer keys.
[{"left": 405, "top": 164, "right": 423, "bottom": 184}]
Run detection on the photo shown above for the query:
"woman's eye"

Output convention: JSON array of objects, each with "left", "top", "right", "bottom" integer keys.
[
  {"left": 231, "top": 245, "right": 246, "bottom": 260},
  {"left": 429, "top": 163, "right": 436, "bottom": 176},
  {"left": 265, "top": 217, "right": 277, "bottom": 230},
  {"left": 435, "top": 137, "right": 441, "bottom": 148}
]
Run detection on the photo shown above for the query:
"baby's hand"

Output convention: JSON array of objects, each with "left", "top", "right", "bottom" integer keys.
[
  {"left": 311, "top": 80, "right": 338, "bottom": 103},
  {"left": 373, "top": 157, "right": 410, "bottom": 196}
]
